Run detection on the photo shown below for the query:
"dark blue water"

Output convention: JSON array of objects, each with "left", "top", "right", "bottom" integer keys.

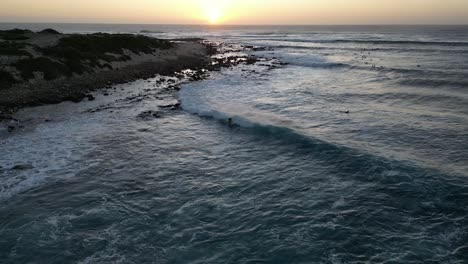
[{"left": 1, "top": 24, "right": 468, "bottom": 263}]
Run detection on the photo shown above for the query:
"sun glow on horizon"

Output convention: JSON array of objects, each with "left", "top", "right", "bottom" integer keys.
[
  {"left": 200, "top": 0, "right": 230, "bottom": 24},
  {"left": 1, "top": 0, "right": 468, "bottom": 25},
  {"left": 207, "top": 9, "right": 221, "bottom": 24}
]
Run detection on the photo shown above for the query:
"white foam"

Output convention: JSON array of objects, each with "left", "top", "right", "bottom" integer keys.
[
  {"left": 179, "top": 67, "right": 296, "bottom": 130},
  {"left": 0, "top": 114, "right": 103, "bottom": 201}
]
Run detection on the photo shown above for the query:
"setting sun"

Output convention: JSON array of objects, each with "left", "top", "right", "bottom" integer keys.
[
  {"left": 200, "top": 0, "right": 230, "bottom": 24},
  {"left": 206, "top": 7, "right": 221, "bottom": 24}
]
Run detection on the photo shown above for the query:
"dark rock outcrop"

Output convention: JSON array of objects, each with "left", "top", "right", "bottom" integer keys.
[{"left": 137, "top": 110, "right": 162, "bottom": 120}]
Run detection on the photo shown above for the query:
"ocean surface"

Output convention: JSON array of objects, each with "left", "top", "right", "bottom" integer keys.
[{"left": 1, "top": 24, "right": 468, "bottom": 263}]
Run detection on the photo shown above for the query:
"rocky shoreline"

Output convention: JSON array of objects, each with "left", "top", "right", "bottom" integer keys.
[
  {"left": 0, "top": 29, "right": 283, "bottom": 123},
  {"left": 0, "top": 47, "right": 209, "bottom": 118},
  {"left": 0, "top": 29, "right": 211, "bottom": 120}
]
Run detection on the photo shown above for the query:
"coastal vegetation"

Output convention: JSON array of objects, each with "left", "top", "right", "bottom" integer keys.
[
  {"left": 0, "top": 30, "right": 173, "bottom": 86},
  {"left": 15, "top": 57, "right": 70, "bottom": 81},
  {"left": 0, "top": 29, "right": 32, "bottom": 41},
  {"left": 0, "top": 41, "right": 32, "bottom": 57},
  {"left": 39, "top": 33, "right": 173, "bottom": 75},
  {"left": 0, "top": 70, "right": 16, "bottom": 88},
  {"left": 0, "top": 28, "right": 210, "bottom": 116}
]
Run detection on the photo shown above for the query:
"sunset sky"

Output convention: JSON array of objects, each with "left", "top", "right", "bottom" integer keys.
[{"left": 1, "top": 0, "right": 468, "bottom": 25}]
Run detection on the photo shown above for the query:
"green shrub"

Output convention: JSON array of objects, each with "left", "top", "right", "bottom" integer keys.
[
  {"left": 38, "top": 34, "right": 172, "bottom": 76},
  {"left": 0, "top": 29, "right": 32, "bottom": 36},
  {"left": 0, "top": 29, "right": 32, "bottom": 41},
  {"left": 15, "top": 57, "right": 70, "bottom": 80},
  {"left": 0, "top": 42, "right": 32, "bottom": 57},
  {"left": 1, "top": 35, "right": 30, "bottom": 41},
  {"left": 56, "top": 33, "right": 172, "bottom": 54},
  {"left": 0, "top": 70, "right": 16, "bottom": 88}
]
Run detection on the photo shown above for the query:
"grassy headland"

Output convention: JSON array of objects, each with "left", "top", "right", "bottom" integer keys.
[
  {"left": 1, "top": 29, "right": 173, "bottom": 85},
  {"left": 0, "top": 29, "right": 210, "bottom": 115}
]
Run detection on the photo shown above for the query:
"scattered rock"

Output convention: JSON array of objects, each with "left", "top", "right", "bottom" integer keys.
[
  {"left": 252, "top": 46, "right": 271, "bottom": 51},
  {"left": 85, "top": 94, "right": 95, "bottom": 101},
  {"left": 0, "top": 111, "right": 14, "bottom": 122},
  {"left": 64, "top": 93, "right": 86, "bottom": 103},
  {"left": 137, "top": 110, "right": 162, "bottom": 120},
  {"left": 170, "top": 103, "right": 181, "bottom": 110},
  {"left": 158, "top": 101, "right": 181, "bottom": 110}
]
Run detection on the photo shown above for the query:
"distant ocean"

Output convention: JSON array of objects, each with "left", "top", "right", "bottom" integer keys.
[{"left": 1, "top": 23, "right": 468, "bottom": 263}]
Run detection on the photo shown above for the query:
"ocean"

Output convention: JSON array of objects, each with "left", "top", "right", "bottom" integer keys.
[{"left": 1, "top": 24, "right": 468, "bottom": 263}]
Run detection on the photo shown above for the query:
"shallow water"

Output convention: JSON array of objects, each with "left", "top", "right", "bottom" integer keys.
[{"left": 1, "top": 25, "right": 468, "bottom": 263}]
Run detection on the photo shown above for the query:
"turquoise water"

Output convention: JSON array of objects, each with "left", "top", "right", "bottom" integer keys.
[{"left": 1, "top": 25, "right": 468, "bottom": 263}]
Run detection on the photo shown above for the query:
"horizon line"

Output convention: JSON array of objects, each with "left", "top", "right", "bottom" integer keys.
[{"left": 1, "top": 22, "right": 468, "bottom": 27}]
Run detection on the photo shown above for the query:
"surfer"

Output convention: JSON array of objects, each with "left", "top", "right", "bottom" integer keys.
[{"left": 228, "top": 118, "right": 233, "bottom": 127}]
